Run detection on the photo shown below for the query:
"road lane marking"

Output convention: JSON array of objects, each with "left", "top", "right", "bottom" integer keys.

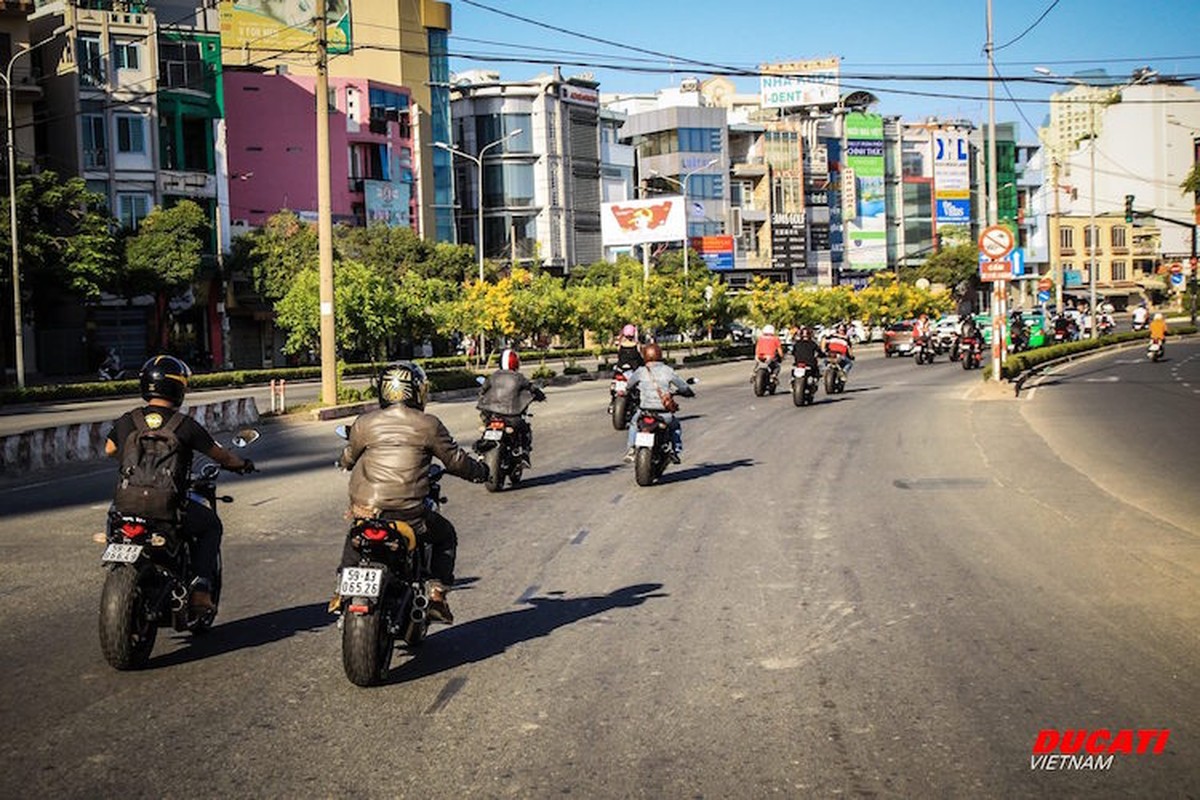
[{"left": 1083, "top": 376, "right": 1120, "bottom": 382}]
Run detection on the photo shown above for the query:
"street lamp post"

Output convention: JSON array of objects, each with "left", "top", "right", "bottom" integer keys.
[
  {"left": 4, "top": 25, "right": 67, "bottom": 389},
  {"left": 651, "top": 157, "right": 719, "bottom": 286},
  {"left": 435, "top": 129, "right": 523, "bottom": 283},
  {"left": 435, "top": 129, "right": 523, "bottom": 364}
]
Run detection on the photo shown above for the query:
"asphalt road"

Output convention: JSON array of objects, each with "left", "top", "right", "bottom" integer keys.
[{"left": 1, "top": 348, "right": 1196, "bottom": 798}]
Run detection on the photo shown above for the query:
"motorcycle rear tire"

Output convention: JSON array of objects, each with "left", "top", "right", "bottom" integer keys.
[
  {"left": 99, "top": 565, "right": 158, "bottom": 670},
  {"left": 342, "top": 606, "right": 393, "bottom": 687},
  {"left": 753, "top": 369, "right": 767, "bottom": 397},
  {"left": 791, "top": 380, "right": 804, "bottom": 407},
  {"left": 962, "top": 353, "right": 971, "bottom": 370},
  {"left": 634, "top": 447, "right": 656, "bottom": 486},
  {"left": 483, "top": 446, "right": 504, "bottom": 493},
  {"left": 824, "top": 368, "right": 837, "bottom": 395},
  {"left": 611, "top": 395, "right": 628, "bottom": 431}
]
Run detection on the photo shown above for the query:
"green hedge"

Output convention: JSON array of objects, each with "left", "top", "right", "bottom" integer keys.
[
  {"left": 0, "top": 339, "right": 732, "bottom": 406},
  {"left": 1001, "top": 326, "right": 1196, "bottom": 380}
]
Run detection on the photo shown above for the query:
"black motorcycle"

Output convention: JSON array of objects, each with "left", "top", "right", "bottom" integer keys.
[
  {"left": 960, "top": 335, "right": 983, "bottom": 370},
  {"left": 336, "top": 432, "right": 449, "bottom": 687},
  {"left": 823, "top": 356, "right": 848, "bottom": 394},
  {"left": 913, "top": 336, "right": 935, "bottom": 365},
  {"left": 751, "top": 358, "right": 779, "bottom": 396},
  {"left": 97, "top": 430, "right": 258, "bottom": 670},
  {"left": 608, "top": 367, "right": 640, "bottom": 431},
  {"left": 473, "top": 412, "right": 533, "bottom": 492},
  {"left": 632, "top": 378, "right": 697, "bottom": 487},
  {"left": 790, "top": 362, "right": 820, "bottom": 407}
]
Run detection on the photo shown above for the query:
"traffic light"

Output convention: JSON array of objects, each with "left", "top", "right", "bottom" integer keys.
[{"left": 1124, "top": 194, "right": 1135, "bottom": 223}]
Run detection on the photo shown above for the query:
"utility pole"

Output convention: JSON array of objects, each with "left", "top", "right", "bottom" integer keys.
[
  {"left": 1051, "top": 157, "right": 1062, "bottom": 313},
  {"left": 315, "top": 0, "right": 337, "bottom": 405},
  {"left": 986, "top": 0, "right": 1004, "bottom": 381}
]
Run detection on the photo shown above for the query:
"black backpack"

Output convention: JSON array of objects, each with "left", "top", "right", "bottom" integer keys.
[{"left": 113, "top": 408, "right": 187, "bottom": 521}]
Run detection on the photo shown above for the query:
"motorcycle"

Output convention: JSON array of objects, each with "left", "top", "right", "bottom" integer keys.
[
  {"left": 1097, "top": 316, "right": 1116, "bottom": 337},
  {"left": 790, "top": 362, "right": 820, "bottom": 407},
  {"left": 751, "top": 358, "right": 779, "bottom": 396},
  {"left": 960, "top": 336, "right": 983, "bottom": 370},
  {"left": 913, "top": 337, "right": 935, "bottom": 365},
  {"left": 632, "top": 377, "right": 697, "bottom": 487},
  {"left": 334, "top": 427, "right": 448, "bottom": 687},
  {"left": 1010, "top": 326, "right": 1030, "bottom": 353},
  {"left": 823, "top": 356, "right": 848, "bottom": 394},
  {"left": 1148, "top": 338, "right": 1165, "bottom": 362},
  {"left": 97, "top": 429, "right": 259, "bottom": 670},
  {"left": 608, "top": 367, "right": 640, "bottom": 431},
  {"left": 473, "top": 411, "right": 534, "bottom": 492}
]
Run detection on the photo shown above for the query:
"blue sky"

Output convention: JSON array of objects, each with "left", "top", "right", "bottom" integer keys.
[{"left": 446, "top": 0, "right": 1200, "bottom": 141}]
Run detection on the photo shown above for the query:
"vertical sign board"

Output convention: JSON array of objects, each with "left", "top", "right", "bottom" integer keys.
[
  {"left": 771, "top": 212, "right": 807, "bottom": 270},
  {"left": 844, "top": 113, "right": 886, "bottom": 271},
  {"left": 933, "top": 132, "right": 971, "bottom": 225}
]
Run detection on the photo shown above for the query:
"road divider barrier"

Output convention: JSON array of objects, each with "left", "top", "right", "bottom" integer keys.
[{"left": 0, "top": 397, "right": 260, "bottom": 474}]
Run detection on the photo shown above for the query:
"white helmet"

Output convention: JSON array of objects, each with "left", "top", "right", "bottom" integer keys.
[{"left": 762, "top": 324, "right": 775, "bottom": 335}]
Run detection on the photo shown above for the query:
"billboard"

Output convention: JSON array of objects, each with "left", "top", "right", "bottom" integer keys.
[
  {"left": 760, "top": 58, "right": 840, "bottom": 109},
  {"left": 843, "top": 113, "right": 886, "bottom": 270},
  {"left": 690, "top": 235, "right": 735, "bottom": 271},
  {"left": 771, "top": 212, "right": 807, "bottom": 269},
  {"left": 601, "top": 197, "right": 686, "bottom": 246},
  {"left": 934, "top": 133, "right": 971, "bottom": 225},
  {"left": 219, "top": 1, "right": 352, "bottom": 56},
  {"left": 364, "top": 180, "right": 411, "bottom": 228}
]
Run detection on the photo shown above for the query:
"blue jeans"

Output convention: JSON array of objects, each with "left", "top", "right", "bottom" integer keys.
[{"left": 627, "top": 412, "right": 683, "bottom": 453}]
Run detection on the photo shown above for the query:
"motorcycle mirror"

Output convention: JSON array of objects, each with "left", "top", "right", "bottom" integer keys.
[
  {"left": 475, "top": 376, "right": 486, "bottom": 386},
  {"left": 230, "top": 428, "right": 260, "bottom": 448},
  {"left": 219, "top": 495, "right": 234, "bottom": 503},
  {"left": 686, "top": 377, "right": 698, "bottom": 385},
  {"left": 335, "top": 424, "right": 350, "bottom": 440}
]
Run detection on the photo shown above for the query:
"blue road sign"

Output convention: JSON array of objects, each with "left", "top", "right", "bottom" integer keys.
[
  {"left": 1170, "top": 272, "right": 1184, "bottom": 287},
  {"left": 1038, "top": 290, "right": 1051, "bottom": 303}
]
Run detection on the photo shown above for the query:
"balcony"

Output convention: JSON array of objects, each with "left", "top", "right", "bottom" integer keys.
[{"left": 160, "top": 170, "right": 215, "bottom": 197}]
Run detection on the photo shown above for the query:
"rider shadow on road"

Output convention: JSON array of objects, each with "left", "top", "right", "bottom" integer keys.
[
  {"left": 517, "top": 464, "right": 623, "bottom": 489},
  {"left": 148, "top": 602, "right": 335, "bottom": 668},
  {"left": 386, "top": 583, "right": 668, "bottom": 683},
  {"left": 657, "top": 457, "right": 754, "bottom": 485}
]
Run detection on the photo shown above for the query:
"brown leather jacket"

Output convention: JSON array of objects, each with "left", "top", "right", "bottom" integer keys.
[{"left": 339, "top": 404, "right": 486, "bottom": 518}]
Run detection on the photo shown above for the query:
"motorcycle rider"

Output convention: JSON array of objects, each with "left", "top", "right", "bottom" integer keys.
[
  {"left": 336, "top": 361, "right": 489, "bottom": 623},
  {"left": 1009, "top": 310, "right": 1028, "bottom": 351},
  {"left": 476, "top": 348, "right": 546, "bottom": 464},
  {"left": 821, "top": 323, "right": 855, "bottom": 374},
  {"left": 1132, "top": 303, "right": 1149, "bottom": 330},
  {"left": 624, "top": 343, "right": 695, "bottom": 462},
  {"left": 615, "top": 324, "right": 644, "bottom": 371},
  {"left": 1149, "top": 312, "right": 1168, "bottom": 354},
  {"left": 791, "top": 326, "right": 823, "bottom": 379},
  {"left": 104, "top": 355, "right": 255, "bottom": 613},
  {"left": 754, "top": 323, "right": 784, "bottom": 385},
  {"left": 912, "top": 313, "right": 931, "bottom": 353}
]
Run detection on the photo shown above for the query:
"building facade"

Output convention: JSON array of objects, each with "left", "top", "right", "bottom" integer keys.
[{"left": 447, "top": 69, "right": 602, "bottom": 273}]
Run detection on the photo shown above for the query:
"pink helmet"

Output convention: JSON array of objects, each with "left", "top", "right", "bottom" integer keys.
[
  {"left": 500, "top": 349, "right": 520, "bottom": 371},
  {"left": 621, "top": 324, "right": 638, "bottom": 338}
]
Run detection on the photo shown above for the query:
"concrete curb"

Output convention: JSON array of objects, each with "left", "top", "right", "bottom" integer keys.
[
  {"left": 1010, "top": 332, "right": 1198, "bottom": 396},
  {"left": 0, "top": 397, "right": 260, "bottom": 474}
]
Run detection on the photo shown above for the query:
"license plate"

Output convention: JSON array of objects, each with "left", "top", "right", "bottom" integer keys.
[
  {"left": 792, "top": 367, "right": 807, "bottom": 378},
  {"left": 635, "top": 432, "right": 656, "bottom": 448},
  {"left": 102, "top": 543, "right": 143, "bottom": 563},
  {"left": 483, "top": 429, "right": 503, "bottom": 441},
  {"left": 612, "top": 383, "right": 626, "bottom": 395},
  {"left": 339, "top": 567, "right": 383, "bottom": 598}
]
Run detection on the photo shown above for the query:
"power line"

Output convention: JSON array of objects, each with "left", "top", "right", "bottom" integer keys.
[{"left": 995, "top": 0, "right": 1063, "bottom": 52}]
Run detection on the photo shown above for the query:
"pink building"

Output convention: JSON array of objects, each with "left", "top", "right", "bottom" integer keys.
[{"left": 224, "top": 71, "right": 416, "bottom": 229}]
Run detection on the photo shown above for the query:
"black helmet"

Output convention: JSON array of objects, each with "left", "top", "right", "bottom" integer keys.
[
  {"left": 139, "top": 355, "right": 191, "bottom": 405},
  {"left": 377, "top": 361, "right": 428, "bottom": 410}
]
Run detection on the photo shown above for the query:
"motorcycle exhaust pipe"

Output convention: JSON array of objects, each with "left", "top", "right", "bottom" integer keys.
[
  {"left": 410, "top": 607, "right": 426, "bottom": 623},
  {"left": 413, "top": 593, "right": 429, "bottom": 610}
]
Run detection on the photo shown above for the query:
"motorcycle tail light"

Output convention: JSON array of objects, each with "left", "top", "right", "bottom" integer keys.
[
  {"left": 488, "top": 419, "right": 505, "bottom": 429},
  {"left": 614, "top": 373, "right": 627, "bottom": 382},
  {"left": 361, "top": 527, "right": 389, "bottom": 541},
  {"left": 120, "top": 522, "right": 147, "bottom": 539},
  {"left": 347, "top": 604, "right": 369, "bottom": 614}
]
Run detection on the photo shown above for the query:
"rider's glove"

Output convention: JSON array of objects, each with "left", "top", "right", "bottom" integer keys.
[
  {"left": 472, "top": 461, "right": 491, "bottom": 484},
  {"left": 237, "top": 459, "right": 256, "bottom": 474}
]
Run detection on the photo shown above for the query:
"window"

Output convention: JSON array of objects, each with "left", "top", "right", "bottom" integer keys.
[
  {"left": 78, "top": 35, "right": 104, "bottom": 87},
  {"left": 1083, "top": 225, "right": 1099, "bottom": 250},
  {"left": 677, "top": 127, "right": 721, "bottom": 153},
  {"left": 686, "top": 173, "right": 724, "bottom": 200},
  {"left": 82, "top": 115, "right": 107, "bottom": 168},
  {"left": 1111, "top": 226, "right": 1127, "bottom": 248},
  {"left": 117, "top": 193, "right": 151, "bottom": 230},
  {"left": 483, "top": 162, "right": 536, "bottom": 208},
  {"left": 114, "top": 42, "right": 139, "bottom": 70},
  {"left": 474, "top": 113, "right": 532, "bottom": 154},
  {"left": 1112, "top": 261, "right": 1127, "bottom": 281},
  {"left": 1059, "top": 226, "right": 1074, "bottom": 251},
  {"left": 116, "top": 116, "right": 145, "bottom": 153}
]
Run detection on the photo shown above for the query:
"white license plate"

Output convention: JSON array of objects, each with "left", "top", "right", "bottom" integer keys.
[
  {"left": 792, "top": 367, "right": 807, "bottom": 378},
  {"left": 339, "top": 567, "right": 383, "bottom": 598},
  {"left": 611, "top": 382, "right": 626, "bottom": 395},
  {"left": 635, "top": 432, "right": 656, "bottom": 448},
  {"left": 102, "top": 543, "right": 143, "bottom": 563},
  {"left": 483, "top": 428, "right": 503, "bottom": 441}
]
